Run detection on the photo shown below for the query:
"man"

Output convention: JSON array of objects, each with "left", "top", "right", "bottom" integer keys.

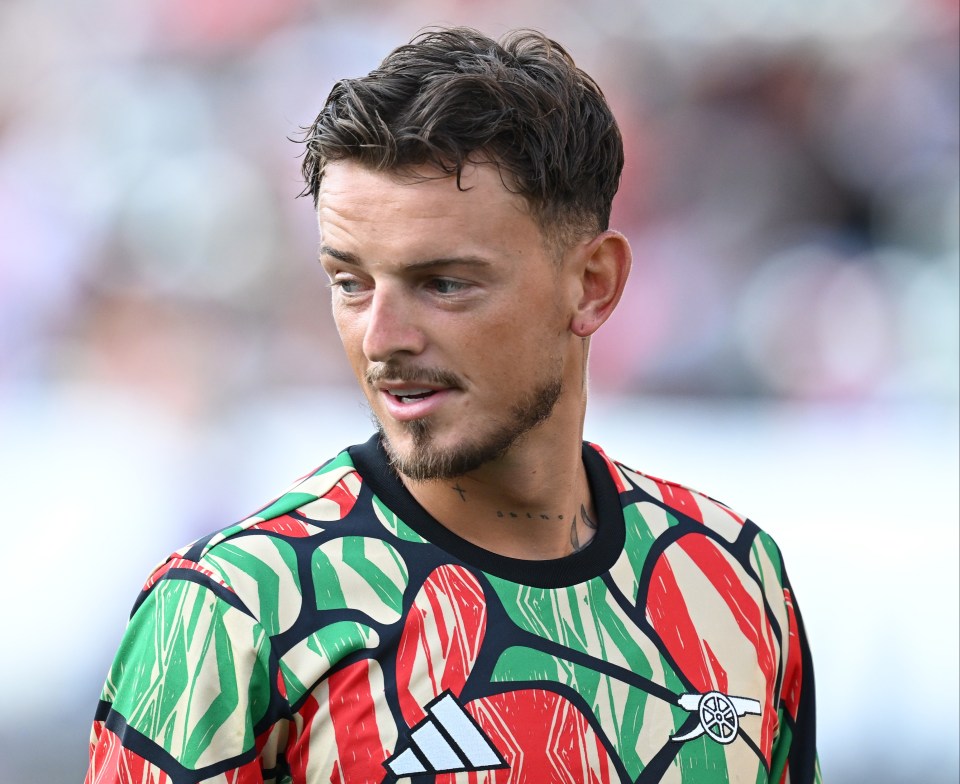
[{"left": 86, "top": 27, "right": 821, "bottom": 784}]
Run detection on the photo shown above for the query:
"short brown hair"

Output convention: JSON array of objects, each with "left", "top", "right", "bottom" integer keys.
[{"left": 300, "top": 27, "right": 624, "bottom": 247}]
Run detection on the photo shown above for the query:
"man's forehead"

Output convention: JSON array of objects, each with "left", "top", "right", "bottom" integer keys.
[
  {"left": 326, "top": 165, "right": 535, "bottom": 233},
  {"left": 318, "top": 159, "right": 526, "bottom": 207},
  {"left": 316, "top": 159, "right": 563, "bottom": 262}
]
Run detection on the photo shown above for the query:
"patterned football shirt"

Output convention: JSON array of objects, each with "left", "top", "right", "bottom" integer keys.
[{"left": 86, "top": 435, "right": 821, "bottom": 783}]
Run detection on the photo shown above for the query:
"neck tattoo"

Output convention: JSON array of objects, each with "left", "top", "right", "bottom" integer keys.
[
  {"left": 569, "top": 503, "right": 598, "bottom": 553},
  {"left": 447, "top": 484, "right": 596, "bottom": 551},
  {"left": 497, "top": 510, "right": 564, "bottom": 520}
]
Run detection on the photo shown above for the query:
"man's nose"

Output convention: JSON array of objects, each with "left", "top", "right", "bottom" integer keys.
[{"left": 361, "top": 286, "right": 427, "bottom": 362}]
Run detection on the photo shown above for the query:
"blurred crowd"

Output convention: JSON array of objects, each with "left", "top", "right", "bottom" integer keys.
[
  {"left": 0, "top": 1, "right": 957, "bottom": 782},
  {"left": 1, "top": 0, "right": 957, "bottom": 434}
]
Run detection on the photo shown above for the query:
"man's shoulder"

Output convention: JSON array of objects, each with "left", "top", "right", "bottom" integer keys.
[
  {"left": 589, "top": 442, "right": 758, "bottom": 546},
  {"left": 594, "top": 443, "right": 791, "bottom": 597},
  {"left": 139, "top": 444, "right": 373, "bottom": 597},
  {"left": 220, "top": 447, "right": 364, "bottom": 541}
]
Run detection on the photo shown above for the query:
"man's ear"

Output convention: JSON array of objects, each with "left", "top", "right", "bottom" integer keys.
[{"left": 569, "top": 230, "right": 632, "bottom": 337}]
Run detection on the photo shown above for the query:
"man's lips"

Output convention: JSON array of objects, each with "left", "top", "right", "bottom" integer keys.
[
  {"left": 365, "top": 366, "right": 464, "bottom": 420},
  {"left": 376, "top": 385, "right": 455, "bottom": 421},
  {"left": 384, "top": 386, "right": 441, "bottom": 403}
]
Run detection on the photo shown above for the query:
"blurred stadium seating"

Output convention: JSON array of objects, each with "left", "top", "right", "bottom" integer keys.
[{"left": 0, "top": 0, "right": 956, "bottom": 781}]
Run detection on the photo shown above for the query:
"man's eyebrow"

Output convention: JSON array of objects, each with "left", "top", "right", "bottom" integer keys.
[
  {"left": 319, "top": 246, "right": 492, "bottom": 271},
  {"left": 404, "top": 256, "right": 492, "bottom": 272},
  {"left": 319, "top": 245, "right": 359, "bottom": 264}
]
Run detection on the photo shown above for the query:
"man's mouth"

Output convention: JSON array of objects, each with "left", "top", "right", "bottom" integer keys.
[{"left": 387, "top": 388, "right": 439, "bottom": 404}]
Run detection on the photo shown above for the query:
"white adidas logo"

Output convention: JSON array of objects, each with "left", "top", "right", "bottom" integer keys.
[{"left": 386, "top": 692, "right": 507, "bottom": 776}]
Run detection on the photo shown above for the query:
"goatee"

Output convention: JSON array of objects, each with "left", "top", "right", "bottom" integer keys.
[{"left": 378, "top": 375, "right": 563, "bottom": 481}]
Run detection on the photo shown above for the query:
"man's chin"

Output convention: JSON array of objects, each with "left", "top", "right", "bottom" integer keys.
[
  {"left": 378, "top": 426, "right": 497, "bottom": 483},
  {"left": 376, "top": 417, "right": 429, "bottom": 454}
]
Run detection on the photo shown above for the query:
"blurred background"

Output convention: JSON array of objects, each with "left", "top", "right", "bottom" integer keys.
[{"left": 0, "top": 0, "right": 956, "bottom": 781}]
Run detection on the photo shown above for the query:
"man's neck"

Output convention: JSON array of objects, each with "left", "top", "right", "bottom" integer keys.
[{"left": 399, "top": 428, "right": 598, "bottom": 561}]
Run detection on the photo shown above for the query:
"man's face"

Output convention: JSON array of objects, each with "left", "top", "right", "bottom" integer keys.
[{"left": 317, "top": 161, "right": 579, "bottom": 481}]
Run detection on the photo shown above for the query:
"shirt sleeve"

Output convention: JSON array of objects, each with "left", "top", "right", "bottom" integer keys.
[
  {"left": 85, "top": 569, "right": 287, "bottom": 783},
  {"left": 768, "top": 562, "right": 823, "bottom": 784}
]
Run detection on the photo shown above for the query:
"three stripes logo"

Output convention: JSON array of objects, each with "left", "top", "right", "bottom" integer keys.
[{"left": 385, "top": 692, "right": 507, "bottom": 776}]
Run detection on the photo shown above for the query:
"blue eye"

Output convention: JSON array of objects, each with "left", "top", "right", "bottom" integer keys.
[
  {"left": 331, "top": 278, "right": 364, "bottom": 294},
  {"left": 431, "top": 278, "right": 468, "bottom": 294}
]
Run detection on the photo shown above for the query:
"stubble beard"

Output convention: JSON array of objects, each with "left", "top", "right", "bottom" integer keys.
[{"left": 377, "top": 374, "right": 564, "bottom": 482}]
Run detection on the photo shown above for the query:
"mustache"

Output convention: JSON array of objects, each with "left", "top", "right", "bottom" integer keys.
[{"left": 365, "top": 363, "right": 464, "bottom": 389}]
